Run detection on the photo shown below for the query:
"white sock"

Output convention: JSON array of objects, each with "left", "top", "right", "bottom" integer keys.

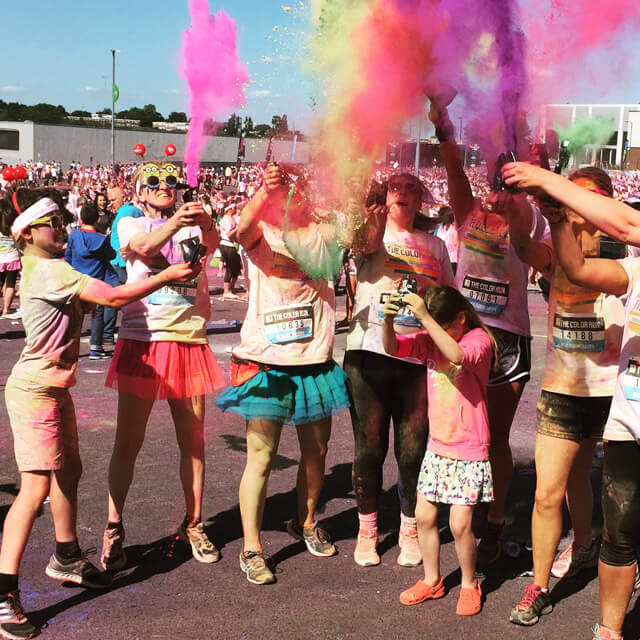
[
  {"left": 358, "top": 512, "right": 377, "bottom": 533},
  {"left": 400, "top": 513, "right": 417, "bottom": 534}
]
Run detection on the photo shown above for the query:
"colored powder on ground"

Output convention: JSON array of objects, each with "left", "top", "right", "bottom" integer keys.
[
  {"left": 180, "top": 0, "right": 249, "bottom": 186},
  {"left": 555, "top": 117, "right": 616, "bottom": 157}
]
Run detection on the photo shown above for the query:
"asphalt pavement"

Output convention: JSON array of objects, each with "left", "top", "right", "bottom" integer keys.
[{"left": 0, "top": 275, "right": 638, "bottom": 640}]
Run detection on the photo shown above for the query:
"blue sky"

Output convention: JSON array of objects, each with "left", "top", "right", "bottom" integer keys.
[
  {"left": 1, "top": 1, "right": 314, "bottom": 129},
  {"left": 2, "top": 1, "right": 639, "bottom": 136}
]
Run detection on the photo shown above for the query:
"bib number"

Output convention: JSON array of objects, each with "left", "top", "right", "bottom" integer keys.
[
  {"left": 148, "top": 280, "right": 197, "bottom": 306},
  {"left": 461, "top": 276, "right": 509, "bottom": 316},
  {"left": 552, "top": 313, "right": 605, "bottom": 352},
  {"left": 623, "top": 357, "right": 640, "bottom": 402},
  {"left": 264, "top": 304, "right": 314, "bottom": 344}
]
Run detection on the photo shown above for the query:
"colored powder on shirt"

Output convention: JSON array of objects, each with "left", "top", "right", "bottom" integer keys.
[{"left": 180, "top": 0, "right": 249, "bottom": 186}]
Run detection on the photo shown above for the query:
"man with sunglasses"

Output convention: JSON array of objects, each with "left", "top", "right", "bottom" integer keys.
[{"left": 345, "top": 172, "right": 455, "bottom": 568}]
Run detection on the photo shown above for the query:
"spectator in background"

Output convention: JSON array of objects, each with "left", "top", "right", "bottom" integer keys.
[
  {"left": 64, "top": 204, "right": 117, "bottom": 359},
  {"left": 94, "top": 193, "right": 114, "bottom": 234},
  {"left": 434, "top": 205, "right": 459, "bottom": 275}
]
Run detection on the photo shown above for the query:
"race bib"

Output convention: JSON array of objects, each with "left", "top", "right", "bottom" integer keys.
[
  {"left": 147, "top": 279, "right": 198, "bottom": 306},
  {"left": 461, "top": 276, "right": 509, "bottom": 316},
  {"left": 264, "top": 304, "right": 314, "bottom": 344},
  {"left": 377, "top": 292, "right": 421, "bottom": 327},
  {"left": 552, "top": 313, "right": 605, "bottom": 352},
  {"left": 623, "top": 357, "right": 640, "bottom": 402}
]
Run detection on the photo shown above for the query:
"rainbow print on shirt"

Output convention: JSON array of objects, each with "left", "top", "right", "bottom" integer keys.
[{"left": 383, "top": 243, "right": 442, "bottom": 281}]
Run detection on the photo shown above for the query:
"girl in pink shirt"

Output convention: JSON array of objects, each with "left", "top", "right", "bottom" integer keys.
[{"left": 382, "top": 285, "right": 495, "bottom": 616}]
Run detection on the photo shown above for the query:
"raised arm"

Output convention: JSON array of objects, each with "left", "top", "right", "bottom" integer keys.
[
  {"left": 237, "top": 165, "right": 286, "bottom": 251},
  {"left": 549, "top": 215, "right": 628, "bottom": 296},
  {"left": 501, "top": 191, "right": 554, "bottom": 274},
  {"left": 429, "top": 103, "right": 475, "bottom": 227},
  {"left": 503, "top": 162, "right": 640, "bottom": 245}
]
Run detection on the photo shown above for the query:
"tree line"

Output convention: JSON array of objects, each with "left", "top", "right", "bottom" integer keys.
[{"left": 0, "top": 99, "right": 303, "bottom": 139}]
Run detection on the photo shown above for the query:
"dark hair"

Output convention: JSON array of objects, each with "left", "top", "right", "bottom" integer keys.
[
  {"left": 569, "top": 167, "right": 613, "bottom": 197},
  {"left": 0, "top": 188, "right": 74, "bottom": 244},
  {"left": 80, "top": 203, "right": 99, "bottom": 226},
  {"left": 423, "top": 285, "right": 498, "bottom": 371},
  {"left": 94, "top": 192, "right": 108, "bottom": 210},
  {"left": 438, "top": 205, "right": 454, "bottom": 226}
]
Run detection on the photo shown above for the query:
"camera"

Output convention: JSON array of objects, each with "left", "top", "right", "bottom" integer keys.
[
  {"left": 397, "top": 276, "right": 418, "bottom": 306},
  {"left": 598, "top": 236, "right": 626, "bottom": 260},
  {"left": 179, "top": 237, "right": 207, "bottom": 267}
]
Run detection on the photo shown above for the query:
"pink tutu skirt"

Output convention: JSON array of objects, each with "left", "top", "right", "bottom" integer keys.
[
  {"left": 0, "top": 260, "right": 20, "bottom": 272},
  {"left": 105, "top": 339, "right": 226, "bottom": 400}
]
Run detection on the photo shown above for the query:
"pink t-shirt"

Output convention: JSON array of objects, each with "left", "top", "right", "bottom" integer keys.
[
  {"left": 396, "top": 328, "right": 493, "bottom": 461},
  {"left": 117, "top": 216, "right": 209, "bottom": 343},
  {"left": 455, "top": 204, "right": 545, "bottom": 336},
  {"left": 233, "top": 223, "right": 335, "bottom": 365}
]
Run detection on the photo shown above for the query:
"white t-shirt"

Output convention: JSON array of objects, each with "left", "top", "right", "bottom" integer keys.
[
  {"left": 233, "top": 223, "right": 335, "bottom": 366},
  {"left": 454, "top": 204, "right": 545, "bottom": 336},
  {"left": 603, "top": 257, "right": 640, "bottom": 442},
  {"left": 117, "top": 216, "right": 209, "bottom": 343},
  {"left": 346, "top": 227, "right": 455, "bottom": 362}
]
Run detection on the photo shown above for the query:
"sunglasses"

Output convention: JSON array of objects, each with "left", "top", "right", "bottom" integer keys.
[
  {"left": 388, "top": 181, "right": 421, "bottom": 194},
  {"left": 29, "top": 214, "right": 63, "bottom": 230},
  {"left": 144, "top": 175, "right": 178, "bottom": 190}
]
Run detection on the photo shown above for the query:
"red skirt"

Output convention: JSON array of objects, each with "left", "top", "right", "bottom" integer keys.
[{"left": 105, "top": 339, "right": 226, "bottom": 400}]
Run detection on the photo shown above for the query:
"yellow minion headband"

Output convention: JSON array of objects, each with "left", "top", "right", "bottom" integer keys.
[{"left": 135, "top": 163, "right": 179, "bottom": 195}]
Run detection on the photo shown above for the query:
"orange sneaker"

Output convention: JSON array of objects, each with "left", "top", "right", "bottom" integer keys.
[
  {"left": 400, "top": 577, "right": 445, "bottom": 606},
  {"left": 456, "top": 582, "right": 482, "bottom": 616},
  {"left": 397, "top": 528, "right": 422, "bottom": 567},
  {"left": 354, "top": 529, "right": 380, "bottom": 567}
]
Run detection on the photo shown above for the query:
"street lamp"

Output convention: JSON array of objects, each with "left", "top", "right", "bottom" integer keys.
[{"left": 111, "top": 49, "right": 120, "bottom": 172}]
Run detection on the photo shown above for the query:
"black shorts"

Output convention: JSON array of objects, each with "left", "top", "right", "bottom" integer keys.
[
  {"left": 488, "top": 326, "right": 532, "bottom": 387},
  {"left": 536, "top": 390, "right": 611, "bottom": 442},
  {"left": 0, "top": 269, "right": 18, "bottom": 289}
]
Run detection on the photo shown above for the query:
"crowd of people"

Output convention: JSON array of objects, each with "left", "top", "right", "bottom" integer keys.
[{"left": 1, "top": 112, "right": 640, "bottom": 639}]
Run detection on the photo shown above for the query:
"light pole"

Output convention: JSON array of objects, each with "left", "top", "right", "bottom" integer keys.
[
  {"left": 111, "top": 49, "right": 120, "bottom": 172},
  {"left": 414, "top": 110, "right": 422, "bottom": 177}
]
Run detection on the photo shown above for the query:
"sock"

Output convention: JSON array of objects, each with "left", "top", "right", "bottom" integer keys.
[
  {"left": 107, "top": 521, "right": 123, "bottom": 530},
  {"left": 55, "top": 539, "right": 81, "bottom": 560},
  {"left": 358, "top": 512, "right": 377, "bottom": 533},
  {"left": 400, "top": 513, "right": 418, "bottom": 534},
  {"left": 0, "top": 573, "right": 18, "bottom": 596}
]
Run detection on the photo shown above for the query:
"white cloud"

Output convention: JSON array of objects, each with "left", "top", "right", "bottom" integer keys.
[
  {"left": 250, "top": 89, "right": 282, "bottom": 98},
  {"left": 81, "top": 86, "right": 100, "bottom": 92},
  {"left": 0, "top": 85, "right": 25, "bottom": 93}
]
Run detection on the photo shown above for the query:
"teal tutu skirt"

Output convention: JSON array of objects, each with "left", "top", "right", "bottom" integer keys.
[{"left": 216, "top": 360, "right": 350, "bottom": 425}]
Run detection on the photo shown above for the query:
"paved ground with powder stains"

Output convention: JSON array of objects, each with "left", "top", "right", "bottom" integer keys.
[{"left": 0, "top": 276, "right": 638, "bottom": 640}]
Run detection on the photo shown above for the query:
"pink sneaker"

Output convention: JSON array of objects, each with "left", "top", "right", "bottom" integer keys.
[
  {"left": 354, "top": 529, "right": 380, "bottom": 567},
  {"left": 397, "top": 528, "right": 422, "bottom": 567},
  {"left": 551, "top": 540, "right": 599, "bottom": 578}
]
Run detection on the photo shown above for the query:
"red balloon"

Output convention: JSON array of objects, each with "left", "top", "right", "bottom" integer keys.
[
  {"left": 164, "top": 144, "right": 176, "bottom": 157},
  {"left": 133, "top": 143, "right": 146, "bottom": 157},
  {"left": 2, "top": 167, "right": 15, "bottom": 181},
  {"left": 14, "top": 166, "right": 27, "bottom": 180}
]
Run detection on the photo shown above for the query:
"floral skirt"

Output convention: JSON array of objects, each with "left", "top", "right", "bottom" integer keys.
[{"left": 417, "top": 450, "right": 494, "bottom": 505}]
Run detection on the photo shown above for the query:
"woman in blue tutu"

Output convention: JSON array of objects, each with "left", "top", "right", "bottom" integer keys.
[{"left": 216, "top": 164, "right": 349, "bottom": 585}]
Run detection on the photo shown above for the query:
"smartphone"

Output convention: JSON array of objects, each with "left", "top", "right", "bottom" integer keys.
[
  {"left": 598, "top": 237, "right": 627, "bottom": 260},
  {"left": 397, "top": 276, "right": 418, "bottom": 307},
  {"left": 491, "top": 151, "right": 519, "bottom": 192}
]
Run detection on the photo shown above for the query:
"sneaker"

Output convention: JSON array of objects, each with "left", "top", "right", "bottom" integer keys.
[
  {"left": 397, "top": 528, "right": 422, "bottom": 567},
  {"left": 45, "top": 549, "right": 112, "bottom": 589},
  {"left": 354, "top": 529, "right": 380, "bottom": 567},
  {"left": 551, "top": 539, "right": 599, "bottom": 578},
  {"left": 178, "top": 519, "right": 220, "bottom": 564},
  {"left": 399, "top": 577, "right": 445, "bottom": 606},
  {"left": 592, "top": 623, "right": 623, "bottom": 639},
  {"left": 0, "top": 591, "right": 37, "bottom": 640},
  {"left": 239, "top": 550, "right": 276, "bottom": 585},
  {"left": 477, "top": 521, "right": 504, "bottom": 566},
  {"left": 456, "top": 582, "right": 482, "bottom": 616},
  {"left": 509, "top": 584, "right": 552, "bottom": 626},
  {"left": 101, "top": 524, "right": 127, "bottom": 572},
  {"left": 286, "top": 521, "right": 336, "bottom": 557},
  {"left": 89, "top": 350, "right": 111, "bottom": 360}
]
